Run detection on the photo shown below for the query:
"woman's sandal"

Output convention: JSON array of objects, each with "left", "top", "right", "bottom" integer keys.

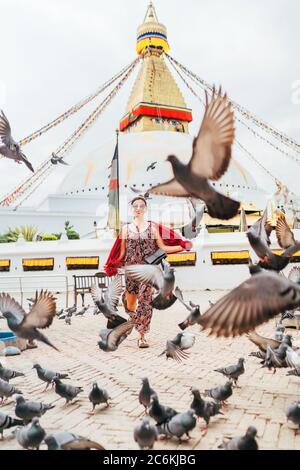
[{"left": 138, "top": 338, "right": 149, "bottom": 349}]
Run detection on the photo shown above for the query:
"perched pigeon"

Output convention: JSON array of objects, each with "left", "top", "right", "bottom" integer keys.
[
  {"left": 0, "top": 411, "right": 23, "bottom": 439},
  {"left": 286, "top": 401, "right": 300, "bottom": 434},
  {"left": 199, "top": 270, "right": 300, "bottom": 337},
  {"left": 32, "top": 364, "right": 69, "bottom": 391},
  {"left": 0, "top": 110, "right": 34, "bottom": 172},
  {"left": 98, "top": 320, "right": 135, "bottom": 352},
  {"left": 52, "top": 378, "right": 83, "bottom": 405},
  {"left": 190, "top": 388, "right": 223, "bottom": 432},
  {"left": 214, "top": 358, "right": 245, "bottom": 385},
  {"left": 65, "top": 305, "right": 77, "bottom": 316},
  {"left": 287, "top": 368, "right": 300, "bottom": 377},
  {"left": 159, "top": 332, "right": 195, "bottom": 363},
  {"left": 139, "top": 378, "right": 156, "bottom": 413},
  {"left": 148, "top": 88, "right": 240, "bottom": 220},
  {"left": 218, "top": 426, "right": 258, "bottom": 450},
  {"left": 175, "top": 287, "right": 201, "bottom": 330},
  {"left": 65, "top": 317, "right": 72, "bottom": 326},
  {"left": 0, "top": 290, "right": 58, "bottom": 350},
  {"left": 16, "top": 417, "right": 46, "bottom": 450},
  {"left": 125, "top": 260, "right": 177, "bottom": 310},
  {"left": 157, "top": 409, "right": 197, "bottom": 440},
  {"left": 0, "top": 363, "right": 24, "bottom": 382},
  {"left": 44, "top": 432, "right": 105, "bottom": 450},
  {"left": 51, "top": 152, "right": 69, "bottom": 166},
  {"left": 15, "top": 395, "right": 54, "bottom": 424},
  {"left": 91, "top": 276, "right": 127, "bottom": 328},
  {"left": 0, "top": 378, "right": 22, "bottom": 404},
  {"left": 262, "top": 343, "right": 288, "bottom": 372},
  {"left": 148, "top": 395, "right": 178, "bottom": 425},
  {"left": 75, "top": 306, "right": 89, "bottom": 317},
  {"left": 134, "top": 417, "right": 158, "bottom": 449},
  {"left": 88, "top": 383, "right": 111, "bottom": 412},
  {"left": 203, "top": 381, "right": 233, "bottom": 406}
]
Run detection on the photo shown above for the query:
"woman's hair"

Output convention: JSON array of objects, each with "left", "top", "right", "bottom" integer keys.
[{"left": 130, "top": 196, "right": 148, "bottom": 206}]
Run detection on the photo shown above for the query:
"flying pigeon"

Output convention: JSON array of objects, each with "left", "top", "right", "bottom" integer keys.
[
  {"left": 147, "top": 88, "right": 240, "bottom": 220},
  {"left": 134, "top": 417, "right": 158, "bottom": 449},
  {"left": 180, "top": 199, "right": 204, "bottom": 240},
  {"left": 247, "top": 213, "right": 300, "bottom": 272},
  {"left": 16, "top": 417, "right": 46, "bottom": 450},
  {"left": 0, "top": 110, "right": 34, "bottom": 172},
  {"left": 125, "top": 260, "right": 177, "bottom": 310},
  {"left": 159, "top": 332, "right": 195, "bottom": 363},
  {"left": 146, "top": 162, "right": 157, "bottom": 172},
  {"left": 199, "top": 270, "right": 300, "bottom": 337},
  {"left": 98, "top": 320, "right": 135, "bottom": 352},
  {"left": 175, "top": 287, "right": 201, "bottom": 330},
  {"left": 91, "top": 276, "right": 127, "bottom": 328},
  {"left": 50, "top": 152, "right": 69, "bottom": 166},
  {"left": 0, "top": 290, "right": 58, "bottom": 350},
  {"left": 218, "top": 426, "right": 258, "bottom": 450}
]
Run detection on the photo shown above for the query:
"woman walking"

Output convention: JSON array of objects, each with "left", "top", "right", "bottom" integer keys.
[{"left": 105, "top": 196, "right": 191, "bottom": 348}]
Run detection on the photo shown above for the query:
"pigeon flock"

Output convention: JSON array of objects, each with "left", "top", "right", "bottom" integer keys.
[{"left": 1, "top": 89, "right": 300, "bottom": 450}]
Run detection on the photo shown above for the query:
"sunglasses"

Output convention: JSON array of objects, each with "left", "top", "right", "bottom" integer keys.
[{"left": 132, "top": 204, "right": 146, "bottom": 209}]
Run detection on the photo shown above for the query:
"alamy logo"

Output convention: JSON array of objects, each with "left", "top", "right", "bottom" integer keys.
[{"left": 291, "top": 80, "right": 300, "bottom": 105}]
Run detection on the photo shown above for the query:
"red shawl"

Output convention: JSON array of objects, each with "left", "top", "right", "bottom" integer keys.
[{"left": 104, "top": 222, "right": 192, "bottom": 276}]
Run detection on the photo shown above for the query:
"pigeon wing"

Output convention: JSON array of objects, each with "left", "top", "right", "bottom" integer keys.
[
  {"left": 107, "top": 320, "right": 135, "bottom": 349},
  {"left": 188, "top": 88, "right": 235, "bottom": 181},
  {"left": 0, "top": 111, "right": 13, "bottom": 146},
  {"left": 199, "top": 273, "right": 300, "bottom": 337},
  {"left": 105, "top": 275, "right": 123, "bottom": 310},
  {"left": 149, "top": 179, "right": 190, "bottom": 198},
  {"left": 165, "top": 341, "right": 190, "bottom": 363},
  {"left": 23, "top": 290, "right": 56, "bottom": 329},
  {"left": 90, "top": 284, "right": 102, "bottom": 306},
  {"left": 174, "top": 286, "right": 192, "bottom": 311},
  {"left": 276, "top": 217, "right": 296, "bottom": 249},
  {"left": 288, "top": 267, "right": 300, "bottom": 284},
  {"left": 0, "top": 293, "right": 26, "bottom": 326},
  {"left": 19, "top": 152, "right": 34, "bottom": 173},
  {"left": 125, "top": 265, "right": 164, "bottom": 290}
]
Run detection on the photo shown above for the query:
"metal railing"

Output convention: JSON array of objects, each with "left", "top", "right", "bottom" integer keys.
[{"left": 0, "top": 275, "right": 70, "bottom": 308}]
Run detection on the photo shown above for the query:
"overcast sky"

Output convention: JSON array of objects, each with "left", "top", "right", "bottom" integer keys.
[{"left": 0, "top": 0, "right": 299, "bottom": 205}]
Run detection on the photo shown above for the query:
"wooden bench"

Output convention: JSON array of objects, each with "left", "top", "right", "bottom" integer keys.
[{"left": 73, "top": 273, "right": 125, "bottom": 306}]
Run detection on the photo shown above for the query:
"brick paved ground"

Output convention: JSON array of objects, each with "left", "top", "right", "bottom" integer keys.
[{"left": 0, "top": 290, "right": 300, "bottom": 450}]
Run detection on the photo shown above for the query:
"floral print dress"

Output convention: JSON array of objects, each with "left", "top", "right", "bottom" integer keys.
[{"left": 123, "top": 222, "right": 158, "bottom": 334}]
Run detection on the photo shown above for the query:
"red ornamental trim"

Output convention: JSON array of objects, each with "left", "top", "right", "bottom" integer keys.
[
  {"left": 109, "top": 179, "right": 119, "bottom": 190},
  {"left": 119, "top": 104, "right": 193, "bottom": 131}
]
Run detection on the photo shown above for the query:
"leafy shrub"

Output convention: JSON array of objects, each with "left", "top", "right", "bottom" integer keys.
[
  {"left": 5, "top": 226, "right": 39, "bottom": 242},
  {"left": 64, "top": 221, "right": 80, "bottom": 240},
  {"left": 41, "top": 234, "right": 58, "bottom": 241}
]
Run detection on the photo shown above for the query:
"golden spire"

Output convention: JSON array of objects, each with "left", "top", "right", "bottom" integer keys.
[
  {"left": 136, "top": 2, "right": 169, "bottom": 55},
  {"left": 144, "top": 1, "right": 159, "bottom": 23}
]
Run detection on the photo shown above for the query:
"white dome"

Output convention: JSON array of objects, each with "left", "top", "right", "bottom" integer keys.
[{"left": 58, "top": 131, "right": 266, "bottom": 224}]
